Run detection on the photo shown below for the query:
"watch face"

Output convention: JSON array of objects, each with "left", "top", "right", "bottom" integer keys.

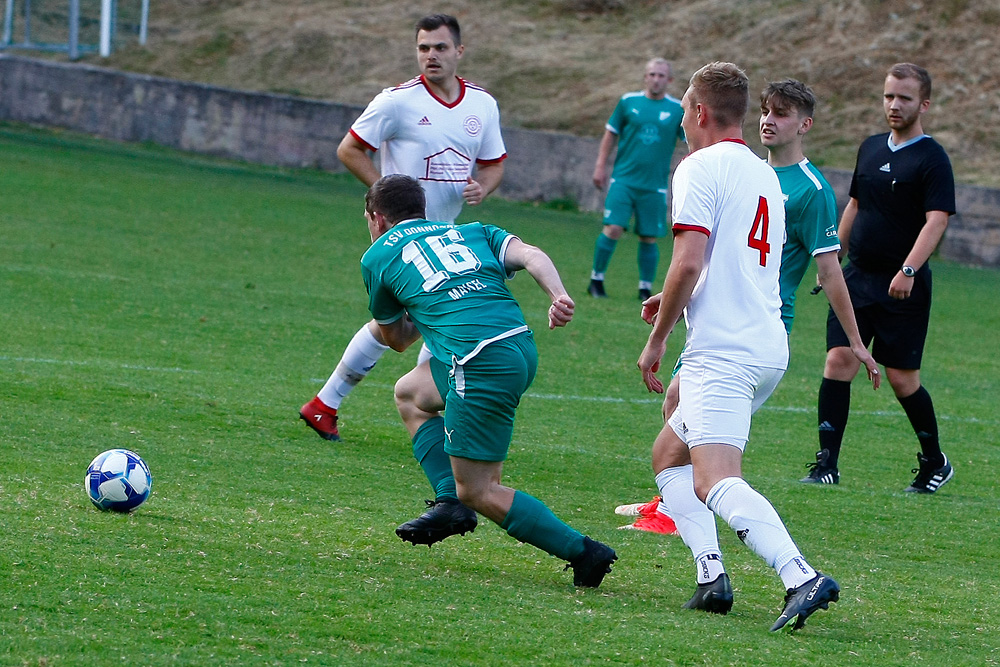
[{"left": 902, "top": 266, "right": 915, "bottom": 277}]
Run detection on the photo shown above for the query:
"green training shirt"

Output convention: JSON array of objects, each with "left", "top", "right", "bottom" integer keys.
[{"left": 606, "top": 92, "right": 685, "bottom": 191}]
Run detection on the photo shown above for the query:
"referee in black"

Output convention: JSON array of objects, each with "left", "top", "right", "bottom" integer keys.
[{"left": 801, "top": 63, "right": 956, "bottom": 492}]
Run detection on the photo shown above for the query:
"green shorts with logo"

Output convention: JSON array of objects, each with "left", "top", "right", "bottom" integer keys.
[
  {"left": 603, "top": 180, "right": 668, "bottom": 238},
  {"left": 429, "top": 331, "right": 538, "bottom": 462}
]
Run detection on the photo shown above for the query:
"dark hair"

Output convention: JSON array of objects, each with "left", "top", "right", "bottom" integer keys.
[
  {"left": 689, "top": 61, "right": 749, "bottom": 128},
  {"left": 887, "top": 62, "right": 932, "bottom": 100},
  {"left": 415, "top": 14, "right": 461, "bottom": 46},
  {"left": 760, "top": 79, "right": 816, "bottom": 118},
  {"left": 365, "top": 174, "right": 426, "bottom": 224}
]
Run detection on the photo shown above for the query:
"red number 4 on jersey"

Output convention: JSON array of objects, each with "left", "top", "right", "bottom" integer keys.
[{"left": 747, "top": 196, "right": 771, "bottom": 267}]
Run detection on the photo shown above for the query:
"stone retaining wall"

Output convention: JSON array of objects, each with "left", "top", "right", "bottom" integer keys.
[{"left": 1, "top": 54, "right": 995, "bottom": 267}]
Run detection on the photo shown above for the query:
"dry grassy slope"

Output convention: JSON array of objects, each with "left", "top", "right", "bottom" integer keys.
[{"left": 99, "top": 0, "right": 1000, "bottom": 187}]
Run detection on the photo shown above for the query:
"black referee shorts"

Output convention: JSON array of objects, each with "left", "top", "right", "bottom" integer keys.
[{"left": 826, "top": 263, "right": 932, "bottom": 370}]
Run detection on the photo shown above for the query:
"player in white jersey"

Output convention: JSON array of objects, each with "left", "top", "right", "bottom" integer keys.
[
  {"left": 618, "top": 79, "right": 879, "bottom": 530},
  {"left": 667, "top": 138, "right": 788, "bottom": 370},
  {"left": 301, "top": 13, "right": 506, "bottom": 441},
  {"left": 636, "top": 62, "right": 840, "bottom": 632},
  {"left": 300, "top": 15, "right": 506, "bottom": 544},
  {"left": 347, "top": 72, "right": 506, "bottom": 224}
]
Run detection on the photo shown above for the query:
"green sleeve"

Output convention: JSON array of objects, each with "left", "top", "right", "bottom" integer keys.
[
  {"left": 362, "top": 258, "right": 404, "bottom": 324},
  {"left": 803, "top": 185, "right": 839, "bottom": 254}
]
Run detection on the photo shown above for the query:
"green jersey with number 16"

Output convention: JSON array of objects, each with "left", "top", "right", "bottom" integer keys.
[{"left": 362, "top": 220, "right": 529, "bottom": 365}]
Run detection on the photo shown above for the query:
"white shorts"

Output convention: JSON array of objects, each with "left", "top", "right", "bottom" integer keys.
[{"left": 667, "top": 355, "right": 784, "bottom": 451}]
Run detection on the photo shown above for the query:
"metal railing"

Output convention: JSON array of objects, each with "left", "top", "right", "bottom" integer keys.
[{"left": 1, "top": 0, "right": 148, "bottom": 59}]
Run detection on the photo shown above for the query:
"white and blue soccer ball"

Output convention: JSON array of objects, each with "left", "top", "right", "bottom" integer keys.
[{"left": 85, "top": 449, "right": 152, "bottom": 512}]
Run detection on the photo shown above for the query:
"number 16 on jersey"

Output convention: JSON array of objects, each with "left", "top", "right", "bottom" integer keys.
[{"left": 401, "top": 228, "right": 483, "bottom": 292}]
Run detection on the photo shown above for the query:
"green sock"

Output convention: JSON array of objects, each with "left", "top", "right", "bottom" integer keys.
[
  {"left": 500, "top": 490, "right": 585, "bottom": 561},
  {"left": 412, "top": 417, "right": 457, "bottom": 500},
  {"left": 638, "top": 241, "right": 659, "bottom": 286},
  {"left": 592, "top": 233, "right": 617, "bottom": 277}
]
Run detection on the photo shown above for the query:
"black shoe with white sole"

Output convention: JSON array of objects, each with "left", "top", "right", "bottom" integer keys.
[{"left": 904, "top": 452, "right": 954, "bottom": 493}]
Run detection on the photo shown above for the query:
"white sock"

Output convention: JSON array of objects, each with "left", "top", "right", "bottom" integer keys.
[
  {"left": 416, "top": 342, "right": 433, "bottom": 365},
  {"left": 317, "top": 324, "right": 389, "bottom": 409},
  {"left": 655, "top": 465, "right": 724, "bottom": 583},
  {"left": 777, "top": 557, "right": 818, "bottom": 591},
  {"left": 695, "top": 553, "right": 726, "bottom": 584},
  {"left": 705, "top": 477, "right": 812, "bottom": 588}
]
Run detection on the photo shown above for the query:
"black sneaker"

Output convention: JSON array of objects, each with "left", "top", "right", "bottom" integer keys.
[
  {"left": 799, "top": 449, "right": 839, "bottom": 485},
  {"left": 681, "top": 573, "right": 734, "bottom": 614},
  {"left": 904, "top": 452, "right": 954, "bottom": 493},
  {"left": 638, "top": 287, "right": 652, "bottom": 301},
  {"left": 566, "top": 536, "right": 617, "bottom": 587},
  {"left": 770, "top": 572, "right": 840, "bottom": 632},
  {"left": 395, "top": 498, "right": 478, "bottom": 547},
  {"left": 587, "top": 279, "right": 608, "bottom": 298}
]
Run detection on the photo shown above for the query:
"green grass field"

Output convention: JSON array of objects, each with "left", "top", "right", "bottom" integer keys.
[{"left": 1, "top": 123, "right": 999, "bottom": 666}]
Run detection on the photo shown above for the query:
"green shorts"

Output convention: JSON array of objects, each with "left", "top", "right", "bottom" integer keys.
[
  {"left": 603, "top": 180, "right": 668, "bottom": 238},
  {"left": 429, "top": 332, "right": 538, "bottom": 462}
]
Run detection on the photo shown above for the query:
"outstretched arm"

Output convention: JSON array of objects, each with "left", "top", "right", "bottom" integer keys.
[
  {"left": 814, "top": 251, "right": 880, "bottom": 390},
  {"left": 503, "top": 238, "right": 574, "bottom": 329}
]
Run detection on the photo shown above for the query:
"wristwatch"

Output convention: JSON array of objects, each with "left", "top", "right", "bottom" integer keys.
[{"left": 901, "top": 265, "right": 916, "bottom": 277}]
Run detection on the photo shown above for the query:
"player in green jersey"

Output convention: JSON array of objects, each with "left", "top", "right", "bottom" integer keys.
[
  {"left": 761, "top": 79, "right": 877, "bottom": 348},
  {"left": 758, "top": 79, "right": 881, "bottom": 483},
  {"left": 361, "top": 174, "right": 617, "bottom": 587},
  {"left": 589, "top": 59, "right": 686, "bottom": 300}
]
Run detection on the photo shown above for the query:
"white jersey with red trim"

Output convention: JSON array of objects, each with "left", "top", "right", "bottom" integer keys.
[
  {"left": 671, "top": 139, "right": 788, "bottom": 369},
  {"left": 349, "top": 75, "right": 507, "bottom": 223}
]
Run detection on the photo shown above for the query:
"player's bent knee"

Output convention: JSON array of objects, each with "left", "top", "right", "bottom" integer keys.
[
  {"left": 885, "top": 368, "right": 920, "bottom": 397},
  {"left": 393, "top": 372, "right": 426, "bottom": 419},
  {"left": 692, "top": 474, "right": 723, "bottom": 504},
  {"left": 824, "top": 347, "right": 862, "bottom": 380},
  {"left": 603, "top": 225, "right": 625, "bottom": 240},
  {"left": 393, "top": 374, "right": 415, "bottom": 406}
]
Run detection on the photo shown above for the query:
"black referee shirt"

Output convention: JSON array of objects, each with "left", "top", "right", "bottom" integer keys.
[{"left": 847, "top": 132, "right": 955, "bottom": 273}]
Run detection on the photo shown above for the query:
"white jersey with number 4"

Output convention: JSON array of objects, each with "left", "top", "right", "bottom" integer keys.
[
  {"left": 671, "top": 139, "right": 788, "bottom": 369},
  {"left": 349, "top": 75, "right": 507, "bottom": 224}
]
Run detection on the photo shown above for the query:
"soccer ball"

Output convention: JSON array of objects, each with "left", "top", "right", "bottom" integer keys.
[{"left": 85, "top": 449, "right": 152, "bottom": 512}]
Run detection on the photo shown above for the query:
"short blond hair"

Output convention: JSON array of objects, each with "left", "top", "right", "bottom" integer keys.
[{"left": 689, "top": 61, "right": 749, "bottom": 127}]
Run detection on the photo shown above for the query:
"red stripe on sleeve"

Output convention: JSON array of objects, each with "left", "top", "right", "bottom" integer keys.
[
  {"left": 349, "top": 128, "right": 377, "bottom": 152},
  {"left": 475, "top": 153, "right": 508, "bottom": 165},
  {"left": 672, "top": 224, "right": 711, "bottom": 237}
]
